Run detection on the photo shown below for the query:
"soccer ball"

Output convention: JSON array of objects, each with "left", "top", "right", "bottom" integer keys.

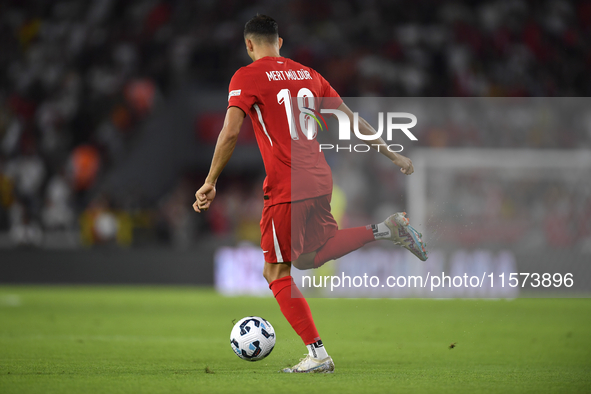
[{"left": 230, "top": 316, "right": 276, "bottom": 361}]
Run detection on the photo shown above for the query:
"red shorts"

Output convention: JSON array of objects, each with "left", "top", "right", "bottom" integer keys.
[{"left": 260, "top": 194, "right": 338, "bottom": 263}]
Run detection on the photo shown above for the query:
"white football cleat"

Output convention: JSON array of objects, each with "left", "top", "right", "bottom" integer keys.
[
  {"left": 282, "top": 355, "right": 335, "bottom": 373},
  {"left": 385, "top": 212, "right": 428, "bottom": 261}
]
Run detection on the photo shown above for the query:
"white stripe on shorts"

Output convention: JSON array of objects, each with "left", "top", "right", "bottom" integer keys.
[{"left": 271, "top": 219, "right": 283, "bottom": 263}]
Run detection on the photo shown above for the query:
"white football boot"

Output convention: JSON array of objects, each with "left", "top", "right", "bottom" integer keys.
[
  {"left": 282, "top": 355, "right": 335, "bottom": 373},
  {"left": 384, "top": 212, "right": 428, "bottom": 261}
]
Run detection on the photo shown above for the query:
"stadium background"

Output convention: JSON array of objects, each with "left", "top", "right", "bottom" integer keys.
[
  {"left": 1, "top": 0, "right": 590, "bottom": 288},
  {"left": 1, "top": 1, "right": 591, "bottom": 393}
]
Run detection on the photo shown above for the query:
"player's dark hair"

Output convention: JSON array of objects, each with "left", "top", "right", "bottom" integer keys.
[{"left": 244, "top": 14, "right": 278, "bottom": 43}]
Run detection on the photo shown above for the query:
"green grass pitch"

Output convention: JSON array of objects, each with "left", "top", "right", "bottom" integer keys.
[{"left": 0, "top": 286, "right": 590, "bottom": 394}]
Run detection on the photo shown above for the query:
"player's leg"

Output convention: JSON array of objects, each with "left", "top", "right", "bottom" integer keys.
[
  {"left": 313, "top": 212, "right": 427, "bottom": 267},
  {"left": 261, "top": 202, "right": 334, "bottom": 373},
  {"left": 263, "top": 262, "right": 320, "bottom": 347},
  {"left": 292, "top": 194, "right": 374, "bottom": 270},
  {"left": 293, "top": 226, "right": 375, "bottom": 269},
  {"left": 263, "top": 262, "right": 332, "bottom": 372},
  {"left": 293, "top": 204, "right": 427, "bottom": 270}
]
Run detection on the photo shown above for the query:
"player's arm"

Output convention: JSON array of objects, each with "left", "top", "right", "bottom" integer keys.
[
  {"left": 193, "top": 106, "right": 245, "bottom": 213},
  {"left": 336, "top": 102, "right": 414, "bottom": 175}
]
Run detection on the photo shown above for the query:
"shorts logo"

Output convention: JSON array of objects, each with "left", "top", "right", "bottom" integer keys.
[{"left": 228, "top": 89, "right": 241, "bottom": 101}]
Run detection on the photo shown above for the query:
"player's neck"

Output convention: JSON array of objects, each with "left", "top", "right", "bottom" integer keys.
[{"left": 252, "top": 49, "right": 281, "bottom": 62}]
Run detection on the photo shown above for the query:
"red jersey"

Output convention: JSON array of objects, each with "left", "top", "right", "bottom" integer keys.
[{"left": 227, "top": 56, "right": 342, "bottom": 207}]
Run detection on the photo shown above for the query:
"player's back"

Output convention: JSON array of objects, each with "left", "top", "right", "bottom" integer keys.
[{"left": 227, "top": 57, "right": 342, "bottom": 206}]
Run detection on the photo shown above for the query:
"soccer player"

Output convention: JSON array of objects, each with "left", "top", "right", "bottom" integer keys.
[{"left": 193, "top": 15, "right": 427, "bottom": 373}]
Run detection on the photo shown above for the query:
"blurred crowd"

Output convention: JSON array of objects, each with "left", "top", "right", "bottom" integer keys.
[
  {"left": 0, "top": 0, "right": 168, "bottom": 247},
  {"left": 0, "top": 0, "right": 590, "bottom": 248}
]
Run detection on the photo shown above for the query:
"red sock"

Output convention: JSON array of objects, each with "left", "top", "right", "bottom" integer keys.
[
  {"left": 269, "top": 276, "right": 320, "bottom": 345},
  {"left": 313, "top": 226, "right": 375, "bottom": 268}
]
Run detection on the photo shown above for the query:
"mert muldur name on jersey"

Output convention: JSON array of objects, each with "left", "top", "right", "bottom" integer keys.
[{"left": 266, "top": 69, "right": 313, "bottom": 81}]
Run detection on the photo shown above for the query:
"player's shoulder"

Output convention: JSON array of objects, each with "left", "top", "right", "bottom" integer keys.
[
  {"left": 284, "top": 57, "right": 307, "bottom": 69},
  {"left": 231, "top": 65, "right": 256, "bottom": 80},
  {"left": 286, "top": 59, "right": 329, "bottom": 85},
  {"left": 284, "top": 58, "right": 320, "bottom": 74}
]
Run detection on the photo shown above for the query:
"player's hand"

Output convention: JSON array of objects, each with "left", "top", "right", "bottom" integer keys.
[
  {"left": 193, "top": 183, "right": 216, "bottom": 213},
  {"left": 393, "top": 154, "right": 414, "bottom": 175}
]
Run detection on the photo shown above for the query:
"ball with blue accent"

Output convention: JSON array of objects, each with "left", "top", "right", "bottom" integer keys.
[{"left": 230, "top": 316, "right": 276, "bottom": 361}]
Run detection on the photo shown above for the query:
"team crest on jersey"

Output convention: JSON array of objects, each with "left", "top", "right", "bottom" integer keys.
[{"left": 228, "top": 89, "right": 241, "bottom": 101}]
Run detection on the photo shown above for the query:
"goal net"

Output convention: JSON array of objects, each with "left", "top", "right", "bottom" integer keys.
[{"left": 405, "top": 148, "right": 591, "bottom": 296}]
